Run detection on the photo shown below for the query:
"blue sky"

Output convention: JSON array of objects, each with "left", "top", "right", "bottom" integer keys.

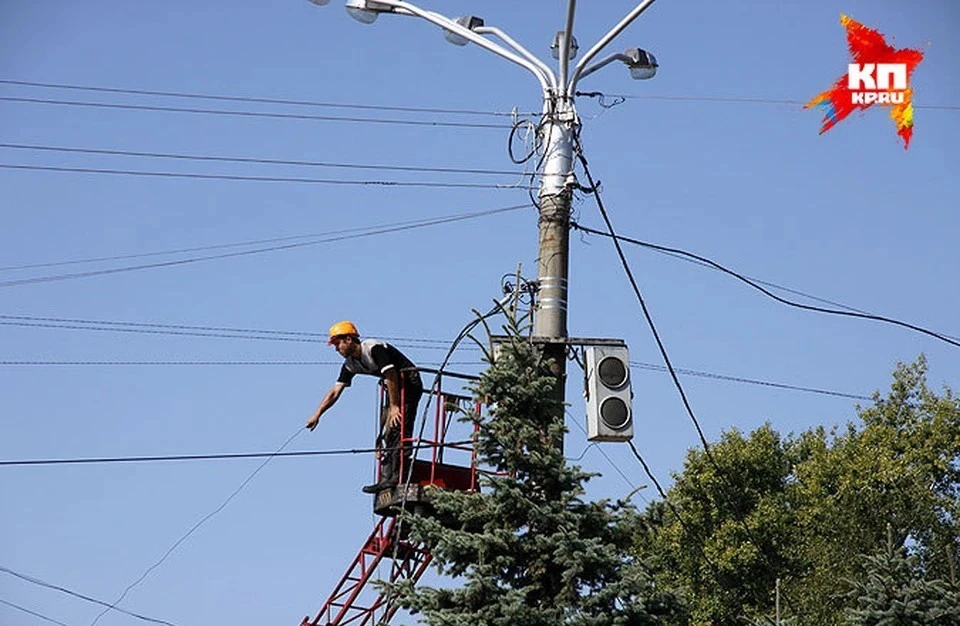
[{"left": 1, "top": 1, "right": 958, "bottom": 624}]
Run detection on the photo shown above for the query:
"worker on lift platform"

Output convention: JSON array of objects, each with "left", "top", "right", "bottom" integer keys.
[{"left": 306, "top": 320, "right": 424, "bottom": 494}]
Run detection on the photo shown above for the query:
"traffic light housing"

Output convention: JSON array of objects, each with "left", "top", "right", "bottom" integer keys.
[{"left": 585, "top": 345, "right": 633, "bottom": 442}]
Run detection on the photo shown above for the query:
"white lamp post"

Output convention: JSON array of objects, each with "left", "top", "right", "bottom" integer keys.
[{"left": 309, "top": 0, "right": 660, "bottom": 442}]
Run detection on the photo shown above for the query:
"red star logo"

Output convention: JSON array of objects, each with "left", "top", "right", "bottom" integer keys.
[{"left": 806, "top": 14, "right": 924, "bottom": 149}]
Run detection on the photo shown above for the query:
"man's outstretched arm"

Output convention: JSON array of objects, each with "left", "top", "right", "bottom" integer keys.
[{"left": 306, "top": 382, "right": 345, "bottom": 431}]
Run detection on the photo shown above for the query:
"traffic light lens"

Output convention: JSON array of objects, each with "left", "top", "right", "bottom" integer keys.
[
  {"left": 597, "top": 356, "right": 628, "bottom": 388},
  {"left": 599, "top": 397, "right": 630, "bottom": 430}
]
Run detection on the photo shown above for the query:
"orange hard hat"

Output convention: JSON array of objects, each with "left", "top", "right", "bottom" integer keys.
[{"left": 328, "top": 320, "right": 360, "bottom": 344}]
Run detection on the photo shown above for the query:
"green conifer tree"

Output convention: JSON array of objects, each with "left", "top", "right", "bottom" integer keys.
[
  {"left": 845, "top": 527, "right": 960, "bottom": 626},
  {"left": 385, "top": 322, "right": 683, "bottom": 626}
]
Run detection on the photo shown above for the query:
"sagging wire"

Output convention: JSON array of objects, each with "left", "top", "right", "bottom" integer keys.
[
  {"left": 507, "top": 117, "right": 540, "bottom": 165},
  {"left": 570, "top": 223, "right": 960, "bottom": 350},
  {"left": 0, "top": 440, "right": 474, "bottom": 467},
  {"left": 87, "top": 427, "right": 303, "bottom": 626},
  {"left": 572, "top": 133, "right": 795, "bottom": 613},
  {"left": 575, "top": 90, "right": 627, "bottom": 109},
  {"left": 0, "top": 565, "right": 178, "bottom": 626}
]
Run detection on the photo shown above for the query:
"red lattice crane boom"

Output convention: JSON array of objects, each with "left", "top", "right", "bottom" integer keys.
[{"left": 300, "top": 370, "right": 480, "bottom": 626}]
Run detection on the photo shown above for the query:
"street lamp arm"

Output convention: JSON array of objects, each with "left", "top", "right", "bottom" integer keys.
[
  {"left": 558, "top": 0, "right": 577, "bottom": 94},
  {"left": 574, "top": 53, "right": 631, "bottom": 84},
  {"left": 474, "top": 26, "right": 557, "bottom": 92},
  {"left": 567, "top": 0, "right": 657, "bottom": 97},
  {"left": 371, "top": 0, "right": 554, "bottom": 94}
]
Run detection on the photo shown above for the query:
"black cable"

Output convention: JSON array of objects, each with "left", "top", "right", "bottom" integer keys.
[
  {"left": 612, "top": 238, "right": 876, "bottom": 315},
  {"left": 575, "top": 149, "right": 716, "bottom": 476},
  {"left": 0, "top": 205, "right": 529, "bottom": 273},
  {"left": 86, "top": 428, "right": 301, "bottom": 626},
  {"left": 0, "top": 313, "right": 870, "bottom": 399},
  {"left": 0, "top": 314, "right": 360, "bottom": 341},
  {"left": 381, "top": 294, "right": 519, "bottom": 616},
  {"left": 0, "top": 143, "right": 527, "bottom": 177},
  {"left": 0, "top": 313, "right": 485, "bottom": 352},
  {"left": 626, "top": 442, "right": 722, "bottom": 576},
  {"left": 574, "top": 91, "right": 626, "bottom": 109},
  {"left": 0, "top": 565, "right": 178, "bottom": 626},
  {"left": 0, "top": 321, "right": 869, "bottom": 400},
  {"left": 0, "top": 96, "right": 512, "bottom": 129},
  {"left": 507, "top": 119, "right": 539, "bottom": 164},
  {"left": 0, "top": 597, "right": 71, "bottom": 626},
  {"left": 0, "top": 440, "right": 474, "bottom": 467},
  {"left": 0, "top": 360, "right": 479, "bottom": 367},
  {"left": 567, "top": 410, "right": 642, "bottom": 498},
  {"left": 577, "top": 147, "right": 794, "bottom": 612},
  {"left": 0, "top": 320, "right": 328, "bottom": 342},
  {"left": 0, "top": 358, "right": 868, "bottom": 401},
  {"left": 5, "top": 79, "right": 953, "bottom": 113},
  {"left": 0, "top": 204, "right": 530, "bottom": 288},
  {"left": 571, "top": 223, "right": 960, "bottom": 349},
  {"left": 0, "top": 78, "right": 534, "bottom": 118},
  {"left": 0, "top": 321, "right": 481, "bottom": 351},
  {"left": 568, "top": 442, "right": 596, "bottom": 462},
  {"left": 0, "top": 163, "right": 529, "bottom": 190}
]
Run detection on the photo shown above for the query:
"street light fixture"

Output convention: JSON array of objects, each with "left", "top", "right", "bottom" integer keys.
[
  {"left": 575, "top": 47, "right": 658, "bottom": 83},
  {"left": 307, "top": 0, "right": 660, "bottom": 447},
  {"left": 624, "top": 48, "right": 658, "bottom": 80},
  {"left": 550, "top": 31, "right": 579, "bottom": 60},
  {"left": 443, "top": 15, "right": 484, "bottom": 47},
  {"left": 344, "top": 0, "right": 392, "bottom": 23}
]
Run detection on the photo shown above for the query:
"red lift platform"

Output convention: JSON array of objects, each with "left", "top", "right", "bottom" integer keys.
[{"left": 300, "top": 369, "right": 481, "bottom": 626}]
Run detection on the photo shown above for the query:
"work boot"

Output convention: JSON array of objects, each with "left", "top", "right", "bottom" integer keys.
[
  {"left": 361, "top": 476, "right": 398, "bottom": 494},
  {"left": 362, "top": 460, "right": 398, "bottom": 494}
]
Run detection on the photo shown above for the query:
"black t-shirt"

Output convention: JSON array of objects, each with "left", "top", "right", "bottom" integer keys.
[{"left": 337, "top": 339, "right": 419, "bottom": 388}]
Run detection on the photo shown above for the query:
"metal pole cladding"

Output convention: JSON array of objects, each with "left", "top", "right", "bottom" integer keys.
[
  {"left": 534, "top": 96, "right": 576, "bottom": 345},
  {"left": 534, "top": 96, "right": 578, "bottom": 453}
]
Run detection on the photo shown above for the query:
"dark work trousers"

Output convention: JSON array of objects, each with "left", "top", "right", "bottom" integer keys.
[{"left": 378, "top": 370, "right": 423, "bottom": 483}]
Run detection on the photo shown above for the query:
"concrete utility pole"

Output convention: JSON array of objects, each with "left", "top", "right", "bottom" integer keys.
[{"left": 309, "top": 0, "right": 659, "bottom": 438}]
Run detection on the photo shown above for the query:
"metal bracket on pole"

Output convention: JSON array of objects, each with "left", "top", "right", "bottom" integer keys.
[{"left": 490, "top": 335, "right": 627, "bottom": 348}]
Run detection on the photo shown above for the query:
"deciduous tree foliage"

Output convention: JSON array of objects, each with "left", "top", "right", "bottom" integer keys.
[
  {"left": 386, "top": 324, "right": 683, "bottom": 626},
  {"left": 637, "top": 356, "right": 960, "bottom": 626}
]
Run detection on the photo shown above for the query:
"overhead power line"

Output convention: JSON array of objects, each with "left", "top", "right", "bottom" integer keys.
[
  {"left": 0, "top": 313, "right": 452, "bottom": 345},
  {"left": 0, "top": 314, "right": 870, "bottom": 399},
  {"left": 0, "top": 205, "right": 530, "bottom": 273},
  {"left": 577, "top": 146, "right": 795, "bottom": 611},
  {"left": 0, "top": 357, "right": 870, "bottom": 401},
  {"left": 572, "top": 223, "right": 960, "bottom": 349},
  {"left": 0, "top": 78, "right": 533, "bottom": 117},
  {"left": 631, "top": 361, "right": 871, "bottom": 401},
  {"left": 0, "top": 96, "right": 511, "bottom": 129},
  {"left": 0, "top": 321, "right": 479, "bottom": 351},
  {"left": 0, "top": 143, "right": 527, "bottom": 177},
  {"left": 0, "top": 440, "right": 473, "bottom": 468},
  {"left": 600, "top": 92, "right": 959, "bottom": 111},
  {"left": 0, "top": 360, "right": 480, "bottom": 366},
  {"left": 85, "top": 429, "right": 301, "bottom": 626},
  {"left": 625, "top": 441, "right": 723, "bottom": 576},
  {"left": 0, "top": 204, "right": 530, "bottom": 288},
  {"left": 0, "top": 597, "right": 70, "bottom": 626},
  {"left": 0, "top": 163, "right": 530, "bottom": 190},
  {"left": 566, "top": 409, "right": 643, "bottom": 497},
  {"left": 5, "top": 80, "right": 954, "bottom": 113},
  {"left": 0, "top": 565, "right": 178, "bottom": 626}
]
